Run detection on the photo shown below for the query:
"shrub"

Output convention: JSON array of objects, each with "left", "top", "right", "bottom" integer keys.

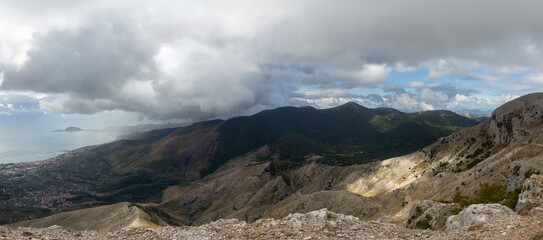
[
  {"left": 450, "top": 206, "right": 462, "bottom": 215},
  {"left": 525, "top": 169, "right": 534, "bottom": 179},
  {"left": 513, "top": 165, "right": 521, "bottom": 176},
  {"left": 415, "top": 219, "right": 431, "bottom": 229},
  {"left": 452, "top": 191, "right": 470, "bottom": 207},
  {"left": 465, "top": 158, "right": 484, "bottom": 170},
  {"left": 503, "top": 188, "right": 522, "bottom": 210},
  {"left": 473, "top": 183, "right": 507, "bottom": 204},
  {"left": 531, "top": 231, "right": 543, "bottom": 240},
  {"left": 451, "top": 183, "right": 520, "bottom": 214}
]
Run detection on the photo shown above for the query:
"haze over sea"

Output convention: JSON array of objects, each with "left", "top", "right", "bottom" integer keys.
[{"left": 0, "top": 114, "right": 117, "bottom": 164}]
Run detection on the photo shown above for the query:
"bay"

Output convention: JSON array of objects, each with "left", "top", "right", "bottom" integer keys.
[{"left": 0, "top": 125, "right": 115, "bottom": 164}]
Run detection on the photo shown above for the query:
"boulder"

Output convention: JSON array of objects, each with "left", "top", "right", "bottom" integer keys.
[
  {"left": 446, "top": 204, "right": 517, "bottom": 231},
  {"left": 282, "top": 208, "right": 359, "bottom": 230},
  {"left": 406, "top": 200, "right": 456, "bottom": 230},
  {"left": 517, "top": 174, "right": 543, "bottom": 215}
]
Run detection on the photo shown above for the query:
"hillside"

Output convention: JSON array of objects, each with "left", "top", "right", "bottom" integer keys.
[
  {"left": 10, "top": 202, "right": 161, "bottom": 231},
  {"left": 345, "top": 93, "right": 543, "bottom": 226},
  {"left": 59, "top": 92, "right": 543, "bottom": 229},
  {"left": 0, "top": 103, "right": 481, "bottom": 225}
]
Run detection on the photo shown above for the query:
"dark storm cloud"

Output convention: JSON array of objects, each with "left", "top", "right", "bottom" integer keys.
[{"left": 2, "top": 17, "right": 159, "bottom": 98}]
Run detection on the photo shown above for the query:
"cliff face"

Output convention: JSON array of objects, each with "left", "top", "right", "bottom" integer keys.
[{"left": 488, "top": 93, "right": 543, "bottom": 144}]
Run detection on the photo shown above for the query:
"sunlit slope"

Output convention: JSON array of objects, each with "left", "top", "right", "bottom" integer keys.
[
  {"left": 347, "top": 152, "right": 426, "bottom": 197},
  {"left": 344, "top": 93, "right": 543, "bottom": 222}
]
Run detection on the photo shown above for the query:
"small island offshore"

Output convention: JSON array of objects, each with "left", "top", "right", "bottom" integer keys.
[{"left": 52, "top": 127, "right": 83, "bottom": 132}]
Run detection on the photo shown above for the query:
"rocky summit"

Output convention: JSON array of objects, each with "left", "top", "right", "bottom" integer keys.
[{"left": 3, "top": 208, "right": 543, "bottom": 239}]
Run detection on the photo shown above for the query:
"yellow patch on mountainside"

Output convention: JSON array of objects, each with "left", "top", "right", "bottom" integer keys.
[{"left": 347, "top": 152, "right": 426, "bottom": 197}]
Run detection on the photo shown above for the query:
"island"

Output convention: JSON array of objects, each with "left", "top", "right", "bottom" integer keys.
[{"left": 52, "top": 127, "right": 83, "bottom": 132}]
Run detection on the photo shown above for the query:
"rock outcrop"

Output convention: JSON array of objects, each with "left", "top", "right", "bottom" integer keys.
[
  {"left": 488, "top": 93, "right": 543, "bottom": 144},
  {"left": 517, "top": 174, "right": 543, "bottom": 215},
  {"left": 407, "top": 200, "right": 457, "bottom": 230},
  {"left": 446, "top": 204, "right": 518, "bottom": 231}
]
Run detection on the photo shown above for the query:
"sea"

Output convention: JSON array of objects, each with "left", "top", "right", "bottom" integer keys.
[{"left": 0, "top": 119, "right": 116, "bottom": 164}]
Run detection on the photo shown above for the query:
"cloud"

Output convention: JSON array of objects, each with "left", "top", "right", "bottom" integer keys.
[
  {"left": 354, "top": 64, "right": 390, "bottom": 85},
  {"left": 383, "top": 82, "right": 405, "bottom": 94},
  {"left": 524, "top": 73, "right": 543, "bottom": 84},
  {"left": 2, "top": 16, "right": 159, "bottom": 97},
  {"left": 424, "top": 59, "right": 480, "bottom": 79},
  {"left": 1, "top": 0, "right": 543, "bottom": 120}
]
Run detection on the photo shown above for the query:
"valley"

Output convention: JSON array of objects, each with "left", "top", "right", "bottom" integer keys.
[
  {"left": 6, "top": 95, "right": 543, "bottom": 238},
  {"left": 0, "top": 102, "right": 483, "bottom": 226}
]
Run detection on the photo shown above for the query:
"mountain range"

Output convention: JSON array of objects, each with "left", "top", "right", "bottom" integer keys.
[
  {"left": 11, "top": 94, "right": 543, "bottom": 235},
  {"left": 0, "top": 101, "right": 483, "bottom": 226}
]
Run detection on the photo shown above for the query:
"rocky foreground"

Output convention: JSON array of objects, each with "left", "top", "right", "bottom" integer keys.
[{"left": 2, "top": 209, "right": 543, "bottom": 240}]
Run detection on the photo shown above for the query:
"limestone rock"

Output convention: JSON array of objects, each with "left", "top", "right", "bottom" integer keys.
[
  {"left": 407, "top": 200, "right": 457, "bottom": 230},
  {"left": 517, "top": 174, "right": 543, "bottom": 215},
  {"left": 488, "top": 93, "right": 543, "bottom": 144},
  {"left": 446, "top": 204, "right": 517, "bottom": 231}
]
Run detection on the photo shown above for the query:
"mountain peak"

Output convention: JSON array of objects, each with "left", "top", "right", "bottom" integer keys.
[
  {"left": 492, "top": 92, "right": 543, "bottom": 119},
  {"left": 489, "top": 92, "right": 543, "bottom": 143},
  {"left": 333, "top": 101, "right": 367, "bottom": 111}
]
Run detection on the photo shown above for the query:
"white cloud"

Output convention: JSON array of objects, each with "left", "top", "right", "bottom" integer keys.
[
  {"left": 500, "top": 94, "right": 521, "bottom": 103},
  {"left": 424, "top": 59, "right": 480, "bottom": 79},
  {"left": 453, "top": 94, "right": 472, "bottom": 104},
  {"left": 353, "top": 64, "right": 390, "bottom": 85},
  {"left": 524, "top": 73, "right": 543, "bottom": 84},
  {"left": 408, "top": 81, "right": 426, "bottom": 88},
  {"left": 420, "top": 88, "right": 449, "bottom": 103}
]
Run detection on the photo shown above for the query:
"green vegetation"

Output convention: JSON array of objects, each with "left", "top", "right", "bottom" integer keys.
[
  {"left": 465, "top": 158, "right": 484, "bottom": 170},
  {"left": 503, "top": 188, "right": 522, "bottom": 210},
  {"left": 415, "top": 214, "right": 432, "bottom": 229},
  {"left": 208, "top": 104, "right": 482, "bottom": 175},
  {"left": 512, "top": 165, "right": 522, "bottom": 176},
  {"left": 531, "top": 231, "right": 543, "bottom": 240},
  {"left": 472, "top": 183, "right": 507, "bottom": 204},
  {"left": 466, "top": 148, "right": 484, "bottom": 159},
  {"left": 525, "top": 169, "right": 534, "bottom": 179},
  {"left": 457, "top": 134, "right": 496, "bottom": 172},
  {"left": 415, "top": 219, "right": 431, "bottom": 229},
  {"left": 451, "top": 183, "right": 522, "bottom": 213}
]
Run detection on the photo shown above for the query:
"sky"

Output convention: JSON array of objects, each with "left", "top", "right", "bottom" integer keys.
[{"left": 2, "top": 0, "right": 543, "bottom": 126}]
